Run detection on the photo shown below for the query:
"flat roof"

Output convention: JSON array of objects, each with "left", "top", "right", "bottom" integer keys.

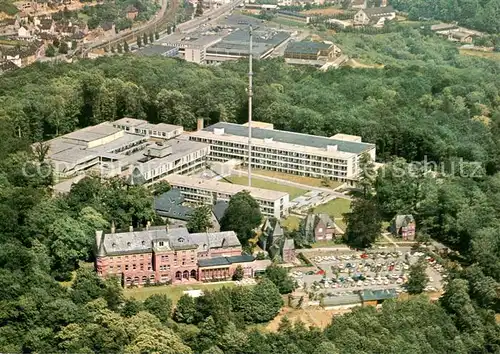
[
  {"left": 200, "top": 122, "right": 374, "bottom": 155},
  {"left": 165, "top": 174, "right": 289, "bottom": 201},
  {"left": 198, "top": 254, "right": 255, "bottom": 267},
  {"left": 62, "top": 123, "right": 122, "bottom": 143},
  {"left": 135, "top": 139, "right": 208, "bottom": 172},
  {"left": 285, "top": 41, "right": 332, "bottom": 55}
]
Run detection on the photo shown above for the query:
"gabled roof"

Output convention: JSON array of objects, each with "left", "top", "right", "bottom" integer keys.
[
  {"left": 362, "top": 6, "right": 395, "bottom": 18},
  {"left": 154, "top": 188, "right": 194, "bottom": 221},
  {"left": 212, "top": 200, "right": 228, "bottom": 223},
  {"left": 0, "top": 59, "right": 19, "bottom": 73},
  {"left": 101, "top": 22, "right": 114, "bottom": 31},
  {"left": 126, "top": 5, "right": 139, "bottom": 12},
  {"left": 394, "top": 214, "right": 415, "bottom": 229}
]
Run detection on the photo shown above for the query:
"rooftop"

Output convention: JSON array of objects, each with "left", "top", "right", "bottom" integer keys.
[
  {"left": 285, "top": 41, "right": 332, "bottom": 55},
  {"left": 136, "top": 44, "right": 178, "bottom": 56},
  {"left": 62, "top": 122, "right": 122, "bottom": 143},
  {"left": 361, "top": 288, "right": 398, "bottom": 301},
  {"left": 154, "top": 188, "right": 193, "bottom": 221},
  {"left": 362, "top": 6, "right": 395, "bottom": 17},
  {"left": 97, "top": 227, "right": 240, "bottom": 256},
  {"left": 198, "top": 254, "right": 255, "bottom": 267},
  {"left": 165, "top": 174, "right": 289, "bottom": 201},
  {"left": 200, "top": 122, "right": 374, "bottom": 155}
]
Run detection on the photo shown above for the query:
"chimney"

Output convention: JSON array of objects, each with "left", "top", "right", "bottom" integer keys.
[
  {"left": 146, "top": 221, "right": 151, "bottom": 230},
  {"left": 197, "top": 118, "right": 204, "bottom": 131},
  {"left": 95, "top": 230, "right": 103, "bottom": 249},
  {"left": 111, "top": 220, "right": 116, "bottom": 234},
  {"left": 129, "top": 225, "right": 133, "bottom": 232}
]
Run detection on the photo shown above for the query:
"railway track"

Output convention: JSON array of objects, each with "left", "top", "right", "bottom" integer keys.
[{"left": 81, "top": 0, "right": 179, "bottom": 57}]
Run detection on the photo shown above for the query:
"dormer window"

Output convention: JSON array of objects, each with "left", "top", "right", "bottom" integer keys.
[
  {"left": 221, "top": 238, "right": 227, "bottom": 248},
  {"left": 159, "top": 241, "right": 164, "bottom": 247},
  {"left": 178, "top": 237, "right": 184, "bottom": 243},
  {"left": 112, "top": 243, "right": 116, "bottom": 248},
  {"left": 127, "top": 242, "right": 131, "bottom": 247},
  {"left": 141, "top": 241, "right": 145, "bottom": 246}
]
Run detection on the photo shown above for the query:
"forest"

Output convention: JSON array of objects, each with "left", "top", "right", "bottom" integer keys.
[
  {"left": 0, "top": 29, "right": 499, "bottom": 352},
  {"left": 391, "top": 0, "right": 500, "bottom": 33}
]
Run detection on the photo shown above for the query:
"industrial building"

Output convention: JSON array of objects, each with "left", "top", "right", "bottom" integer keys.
[
  {"left": 189, "top": 121, "right": 376, "bottom": 183},
  {"left": 164, "top": 174, "right": 290, "bottom": 218}
]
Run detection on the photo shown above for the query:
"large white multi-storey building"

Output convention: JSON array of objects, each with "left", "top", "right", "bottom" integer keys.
[
  {"left": 189, "top": 121, "right": 376, "bottom": 184},
  {"left": 165, "top": 174, "right": 290, "bottom": 218}
]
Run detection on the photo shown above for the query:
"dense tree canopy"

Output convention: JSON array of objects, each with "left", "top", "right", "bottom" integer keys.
[
  {"left": 0, "top": 29, "right": 500, "bottom": 352},
  {"left": 221, "top": 191, "right": 262, "bottom": 244}
]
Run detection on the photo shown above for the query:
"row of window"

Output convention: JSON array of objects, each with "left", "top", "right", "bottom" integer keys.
[{"left": 192, "top": 137, "right": 349, "bottom": 164}]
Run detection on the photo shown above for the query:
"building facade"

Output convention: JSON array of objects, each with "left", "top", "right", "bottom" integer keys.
[
  {"left": 95, "top": 226, "right": 269, "bottom": 286},
  {"left": 165, "top": 174, "right": 290, "bottom": 218},
  {"left": 189, "top": 122, "right": 376, "bottom": 184}
]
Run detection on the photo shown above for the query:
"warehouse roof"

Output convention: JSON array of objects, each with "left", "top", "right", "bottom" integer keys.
[
  {"left": 202, "top": 122, "right": 374, "bottom": 154},
  {"left": 361, "top": 288, "right": 398, "bottom": 301}
]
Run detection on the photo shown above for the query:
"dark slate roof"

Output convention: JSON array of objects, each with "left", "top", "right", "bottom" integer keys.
[
  {"left": 361, "top": 288, "right": 398, "bottom": 301},
  {"left": 363, "top": 6, "right": 395, "bottom": 17},
  {"left": 198, "top": 254, "right": 255, "bottom": 267},
  {"left": 285, "top": 41, "right": 332, "bottom": 55},
  {"left": 101, "top": 22, "right": 114, "bottom": 31},
  {"left": 212, "top": 200, "right": 228, "bottom": 222},
  {"left": 203, "top": 122, "right": 374, "bottom": 154},
  {"left": 39, "top": 19, "right": 53, "bottom": 30},
  {"left": 154, "top": 188, "right": 194, "bottom": 221},
  {"left": 0, "top": 60, "right": 19, "bottom": 73}
]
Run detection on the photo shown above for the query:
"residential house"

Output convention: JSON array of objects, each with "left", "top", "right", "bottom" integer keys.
[
  {"left": 353, "top": 6, "right": 396, "bottom": 27},
  {"left": 0, "top": 18, "right": 20, "bottom": 35},
  {"left": 126, "top": 5, "right": 139, "bottom": 20},
  {"left": 390, "top": 214, "right": 416, "bottom": 241},
  {"left": 259, "top": 218, "right": 295, "bottom": 262},
  {"left": 0, "top": 59, "right": 19, "bottom": 74},
  {"left": 303, "top": 213, "right": 344, "bottom": 242},
  {"left": 448, "top": 31, "right": 473, "bottom": 43},
  {"left": 95, "top": 225, "right": 270, "bottom": 286},
  {"left": 38, "top": 31, "right": 57, "bottom": 43},
  {"left": 350, "top": 0, "right": 366, "bottom": 9},
  {"left": 18, "top": 25, "right": 33, "bottom": 39},
  {"left": 154, "top": 188, "right": 222, "bottom": 232},
  {"left": 100, "top": 22, "right": 115, "bottom": 35},
  {"left": 37, "top": 18, "right": 55, "bottom": 34}
]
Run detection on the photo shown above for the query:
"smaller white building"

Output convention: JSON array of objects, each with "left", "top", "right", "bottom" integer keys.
[{"left": 354, "top": 6, "right": 395, "bottom": 27}]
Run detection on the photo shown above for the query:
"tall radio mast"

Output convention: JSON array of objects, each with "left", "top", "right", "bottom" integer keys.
[{"left": 247, "top": 25, "right": 253, "bottom": 187}]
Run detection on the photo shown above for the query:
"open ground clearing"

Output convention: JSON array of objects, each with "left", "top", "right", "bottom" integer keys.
[
  {"left": 267, "top": 307, "right": 338, "bottom": 331},
  {"left": 459, "top": 49, "right": 500, "bottom": 61},
  {"left": 124, "top": 282, "right": 236, "bottom": 303},
  {"left": 224, "top": 175, "right": 308, "bottom": 199},
  {"left": 313, "top": 198, "right": 351, "bottom": 218},
  {"left": 300, "top": 7, "right": 344, "bottom": 16},
  {"left": 248, "top": 168, "right": 343, "bottom": 189}
]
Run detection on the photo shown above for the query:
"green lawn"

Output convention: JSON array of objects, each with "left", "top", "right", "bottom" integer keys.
[
  {"left": 225, "top": 176, "right": 308, "bottom": 199},
  {"left": 313, "top": 198, "right": 351, "bottom": 218},
  {"left": 310, "top": 240, "right": 346, "bottom": 248},
  {"left": 124, "top": 282, "right": 236, "bottom": 303},
  {"left": 281, "top": 215, "right": 302, "bottom": 231}
]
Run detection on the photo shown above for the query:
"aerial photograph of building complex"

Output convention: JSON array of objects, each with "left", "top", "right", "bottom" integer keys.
[{"left": 0, "top": 0, "right": 499, "bottom": 351}]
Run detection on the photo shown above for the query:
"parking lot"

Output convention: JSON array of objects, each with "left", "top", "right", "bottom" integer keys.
[{"left": 291, "top": 250, "right": 445, "bottom": 300}]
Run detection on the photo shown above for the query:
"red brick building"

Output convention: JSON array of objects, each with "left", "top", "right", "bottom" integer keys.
[{"left": 95, "top": 226, "right": 268, "bottom": 287}]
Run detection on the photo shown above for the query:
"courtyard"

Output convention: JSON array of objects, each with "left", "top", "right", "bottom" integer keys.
[{"left": 224, "top": 175, "right": 308, "bottom": 199}]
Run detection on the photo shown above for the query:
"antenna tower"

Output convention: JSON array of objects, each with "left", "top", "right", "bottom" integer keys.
[{"left": 247, "top": 25, "right": 253, "bottom": 187}]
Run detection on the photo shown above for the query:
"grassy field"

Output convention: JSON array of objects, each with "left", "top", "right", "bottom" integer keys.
[
  {"left": 459, "top": 49, "right": 500, "bottom": 61},
  {"left": 281, "top": 215, "right": 302, "bottom": 231},
  {"left": 225, "top": 176, "right": 307, "bottom": 199},
  {"left": 124, "top": 282, "right": 236, "bottom": 303},
  {"left": 248, "top": 168, "right": 343, "bottom": 189},
  {"left": 313, "top": 198, "right": 351, "bottom": 218},
  {"left": 269, "top": 17, "right": 308, "bottom": 29},
  {"left": 310, "top": 240, "right": 345, "bottom": 248}
]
